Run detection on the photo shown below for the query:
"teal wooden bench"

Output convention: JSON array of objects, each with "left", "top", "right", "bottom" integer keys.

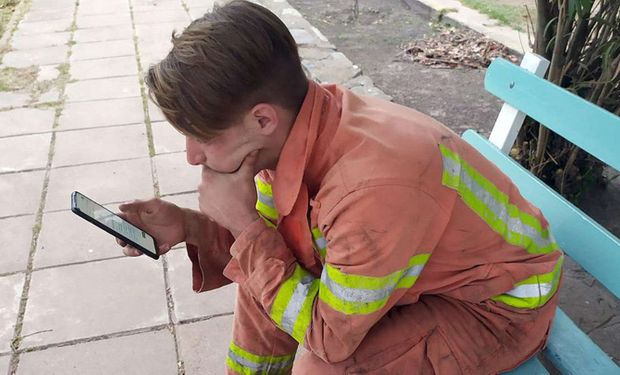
[{"left": 463, "top": 54, "right": 620, "bottom": 374}]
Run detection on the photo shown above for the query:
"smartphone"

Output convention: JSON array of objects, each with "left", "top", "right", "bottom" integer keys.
[{"left": 71, "top": 191, "right": 159, "bottom": 260}]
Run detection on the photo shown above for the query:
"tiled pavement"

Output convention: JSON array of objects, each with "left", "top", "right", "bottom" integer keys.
[{"left": 0, "top": 0, "right": 385, "bottom": 373}]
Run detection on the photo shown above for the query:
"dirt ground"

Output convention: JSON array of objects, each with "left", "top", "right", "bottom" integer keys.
[
  {"left": 289, "top": 0, "right": 620, "bottom": 365},
  {"left": 292, "top": 0, "right": 504, "bottom": 136}
]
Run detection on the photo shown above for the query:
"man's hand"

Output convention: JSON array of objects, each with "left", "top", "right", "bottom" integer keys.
[
  {"left": 198, "top": 150, "right": 260, "bottom": 238},
  {"left": 116, "top": 198, "right": 186, "bottom": 256}
]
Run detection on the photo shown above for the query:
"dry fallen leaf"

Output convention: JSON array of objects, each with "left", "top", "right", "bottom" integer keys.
[{"left": 400, "top": 27, "right": 519, "bottom": 69}]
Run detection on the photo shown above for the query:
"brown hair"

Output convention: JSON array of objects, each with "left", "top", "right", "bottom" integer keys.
[{"left": 145, "top": 0, "right": 308, "bottom": 140}]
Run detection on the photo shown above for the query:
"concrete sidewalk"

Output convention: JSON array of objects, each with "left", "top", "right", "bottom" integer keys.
[{"left": 0, "top": 0, "right": 387, "bottom": 374}]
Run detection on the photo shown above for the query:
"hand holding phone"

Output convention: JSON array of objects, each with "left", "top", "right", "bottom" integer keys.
[{"left": 71, "top": 192, "right": 186, "bottom": 259}]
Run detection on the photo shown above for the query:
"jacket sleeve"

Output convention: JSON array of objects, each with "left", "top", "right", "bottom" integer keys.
[
  {"left": 223, "top": 185, "right": 449, "bottom": 363},
  {"left": 185, "top": 212, "right": 236, "bottom": 293}
]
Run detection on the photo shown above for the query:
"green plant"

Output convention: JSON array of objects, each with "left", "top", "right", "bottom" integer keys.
[{"left": 515, "top": 0, "right": 619, "bottom": 201}]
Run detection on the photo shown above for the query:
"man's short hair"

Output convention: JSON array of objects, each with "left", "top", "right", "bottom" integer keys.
[{"left": 145, "top": 0, "right": 308, "bottom": 140}]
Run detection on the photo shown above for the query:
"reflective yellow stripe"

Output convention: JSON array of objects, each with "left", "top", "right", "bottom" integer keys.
[
  {"left": 311, "top": 227, "right": 327, "bottom": 259},
  {"left": 439, "top": 144, "right": 559, "bottom": 255},
  {"left": 492, "top": 255, "right": 564, "bottom": 308},
  {"left": 226, "top": 341, "right": 294, "bottom": 375},
  {"left": 254, "top": 176, "right": 279, "bottom": 221},
  {"left": 319, "top": 253, "right": 431, "bottom": 315},
  {"left": 270, "top": 265, "right": 319, "bottom": 344}
]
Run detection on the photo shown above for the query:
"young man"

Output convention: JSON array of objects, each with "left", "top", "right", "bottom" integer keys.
[{"left": 117, "top": 1, "right": 563, "bottom": 373}]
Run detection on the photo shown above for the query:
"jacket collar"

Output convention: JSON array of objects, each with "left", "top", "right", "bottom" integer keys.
[{"left": 272, "top": 81, "right": 340, "bottom": 216}]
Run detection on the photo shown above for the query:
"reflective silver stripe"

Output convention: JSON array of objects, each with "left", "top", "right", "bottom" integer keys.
[
  {"left": 442, "top": 155, "right": 551, "bottom": 250},
  {"left": 315, "top": 236, "right": 327, "bottom": 249},
  {"left": 320, "top": 264, "right": 425, "bottom": 304},
  {"left": 504, "top": 283, "right": 553, "bottom": 299},
  {"left": 257, "top": 190, "right": 275, "bottom": 207},
  {"left": 281, "top": 275, "right": 315, "bottom": 335},
  {"left": 227, "top": 350, "right": 293, "bottom": 372}
]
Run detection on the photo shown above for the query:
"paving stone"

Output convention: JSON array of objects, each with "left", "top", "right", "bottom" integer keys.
[
  {"left": 65, "top": 76, "right": 140, "bottom": 102},
  {"left": 18, "top": 329, "right": 178, "bottom": 374},
  {"left": 0, "top": 215, "right": 34, "bottom": 274},
  {"left": 73, "top": 25, "right": 134, "bottom": 43},
  {"left": 53, "top": 124, "right": 149, "bottom": 167},
  {"left": 11, "top": 31, "right": 71, "bottom": 50},
  {"left": 132, "top": 0, "right": 184, "bottom": 11},
  {"left": 15, "top": 18, "right": 73, "bottom": 36},
  {"left": 140, "top": 50, "right": 170, "bottom": 72},
  {"left": 133, "top": 10, "right": 190, "bottom": 24},
  {"left": 152, "top": 121, "right": 185, "bottom": 154},
  {"left": 298, "top": 46, "right": 333, "bottom": 61},
  {"left": 302, "top": 52, "right": 362, "bottom": 84},
  {"left": 0, "top": 108, "right": 55, "bottom": 137},
  {"left": 135, "top": 22, "right": 188, "bottom": 43},
  {"left": 35, "top": 206, "right": 125, "bottom": 268},
  {"left": 20, "top": 257, "right": 168, "bottom": 348},
  {"left": 59, "top": 97, "right": 145, "bottom": 130},
  {"left": 290, "top": 28, "right": 317, "bottom": 46},
  {"left": 0, "top": 355, "right": 8, "bottom": 373},
  {"left": 280, "top": 12, "right": 313, "bottom": 29},
  {"left": 184, "top": 0, "right": 216, "bottom": 8},
  {"left": 176, "top": 315, "right": 234, "bottom": 375},
  {"left": 154, "top": 152, "right": 200, "bottom": 195},
  {"left": 148, "top": 100, "right": 166, "bottom": 122},
  {"left": 37, "top": 64, "right": 59, "bottom": 82},
  {"left": 30, "top": 0, "right": 74, "bottom": 10},
  {"left": 71, "top": 39, "right": 135, "bottom": 61},
  {"left": 0, "top": 92, "right": 30, "bottom": 110},
  {"left": 34, "top": 88, "right": 61, "bottom": 105},
  {"left": 45, "top": 158, "right": 154, "bottom": 212},
  {"left": 76, "top": 13, "right": 131, "bottom": 29},
  {"left": 188, "top": 6, "right": 213, "bottom": 20},
  {"left": 138, "top": 40, "right": 172, "bottom": 58},
  {"left": 2, "top": 45, "right": 68, "bottom": 68},
  {"left": 69, "top": 55, "right": 138, "bottom": 80},
  {"left": 0, "top": 133, "right": 51, "bottom": 173},
  {"left": 23, "top": 8, "right": 74, "bottom": 22},
  {"left": 166, "top": 249, "right": 236, "bottom": 322},
  {"left": 0, "top": 273, "right": 24, "bottom": 353},
  {"left": 78, "top": 1, "right": 127, "bottom": 16},
  {"left": 0, "top": 170, "right": 45, "bottom": 217}
]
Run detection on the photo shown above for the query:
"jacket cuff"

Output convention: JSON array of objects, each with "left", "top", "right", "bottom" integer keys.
[{"left": 224, "top": 218, "right": 296, "bottom": 290}]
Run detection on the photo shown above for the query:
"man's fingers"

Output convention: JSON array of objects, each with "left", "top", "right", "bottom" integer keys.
[
  {"left": 119, "top": 198, "right": 159, "bottom": 214},
  {"left": 118, "top": 201, "right": 139, "bottom": 213},
  {"left": 116, "top": 237, "right": 127, "bottom": 247},
  {"left": 123, "top": 245, "right": 142, "bottom": 257}
]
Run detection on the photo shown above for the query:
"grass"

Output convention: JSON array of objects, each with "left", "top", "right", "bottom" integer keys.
[
  {"left": 0, "top": 66, "right": 37, "bottom": 91},
  {"left": 460, "top": 0, "right": 528, "bottom": 31},
  {"left": 0, "top": 0, "right": 19, "bottom": 38}
]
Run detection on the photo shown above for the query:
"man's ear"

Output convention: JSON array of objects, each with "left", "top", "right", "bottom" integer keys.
[{"left": 249, "top": 103, "right": 279, "bottom": 135}]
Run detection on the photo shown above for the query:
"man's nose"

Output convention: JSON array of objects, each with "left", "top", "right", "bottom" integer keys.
[{"left": 186, "top": 137, "right": 206, "bottom": 165}]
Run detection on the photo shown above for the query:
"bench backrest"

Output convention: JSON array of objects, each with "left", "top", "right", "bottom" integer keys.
[{"left": 463, "top": 56, "right": 620, "bottom": 374}]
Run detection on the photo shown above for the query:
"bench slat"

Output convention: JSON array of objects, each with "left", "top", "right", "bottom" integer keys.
[
  {"left": 462, "top": 129, "right": 620, "bottom": 299},
  {"left": 484, "top": 58, "right": 620, "bottom": 171},
  {"left": 544, "top": 308, "right": 620, "bottom": 375},
  {"left": 504, "top": 356, "right": 549, "bottom": 375}
]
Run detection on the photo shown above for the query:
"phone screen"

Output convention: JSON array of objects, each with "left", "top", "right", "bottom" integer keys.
[{"left": 72, "top": 192, "right": 158, "bottom": 257}]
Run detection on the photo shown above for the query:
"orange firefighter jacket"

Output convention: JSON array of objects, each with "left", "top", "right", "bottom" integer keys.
[{"left": 186, "top": 80, "right": 563, "bottom": 364}]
